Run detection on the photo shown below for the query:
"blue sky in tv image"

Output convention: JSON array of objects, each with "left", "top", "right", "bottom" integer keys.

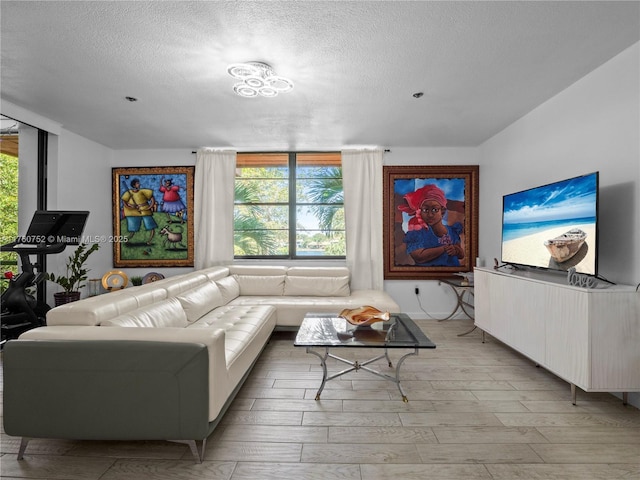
[{"left": 502, "top": 172, "right": 597, "bottom": 241}]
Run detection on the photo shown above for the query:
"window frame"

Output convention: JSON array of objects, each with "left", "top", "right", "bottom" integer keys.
[
  {"left": 0, "top": 116, "right": 49, "bottom": 301},
  {"left": 234, "top": 151, "right": 345, "bottom": 260}
]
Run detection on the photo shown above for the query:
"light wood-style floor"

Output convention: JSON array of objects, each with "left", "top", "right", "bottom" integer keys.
[{"left": 1, "top": 318, "right": 639, "bottom": 479}]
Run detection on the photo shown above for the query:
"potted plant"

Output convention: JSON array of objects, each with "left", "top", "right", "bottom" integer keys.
[
  {"left": 47, "top": 243, "right": 100, "bottom": 306},
  {"left": 130, "top": 275, "right": 143, "bottom": 287}
]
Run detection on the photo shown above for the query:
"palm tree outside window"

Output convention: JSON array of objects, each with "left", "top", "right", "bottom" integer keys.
[{"left": 234, "top": 152, "right": 345, "bottom": 259}]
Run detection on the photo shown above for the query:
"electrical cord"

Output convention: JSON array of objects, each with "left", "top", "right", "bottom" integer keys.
[
  {"left": 415, "top": 289, "right": 442, "bottom": 320},
  {"left": 492, "top": 258, "right": 511, "bottom": 271}
]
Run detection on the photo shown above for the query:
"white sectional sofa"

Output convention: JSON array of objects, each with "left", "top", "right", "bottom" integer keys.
[{"left": 3, "top": 265, "right": 399, "bottom": 462}]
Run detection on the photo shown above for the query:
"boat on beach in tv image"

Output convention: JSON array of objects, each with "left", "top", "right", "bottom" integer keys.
[
  {"left": 544, "top": 228, "right": 586, "bottom": 263},
  {"left": 501, "top": 172, "right": 598, "bottom": 275}
]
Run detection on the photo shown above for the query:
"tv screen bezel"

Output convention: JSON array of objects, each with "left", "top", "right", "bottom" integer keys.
[{"left": 500, "top": 171, "right": 599, "bottom": 276}]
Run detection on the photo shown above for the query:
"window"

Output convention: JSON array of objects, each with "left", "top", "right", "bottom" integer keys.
[
  {"left": 0, "top": 119, "right": 19, "bottom": 291},
  {"left": 0, "top": 116, "right": 48, "bottom": 302},
  {"left": 234, "top": 152, "right": 345, "bottom": 259}
]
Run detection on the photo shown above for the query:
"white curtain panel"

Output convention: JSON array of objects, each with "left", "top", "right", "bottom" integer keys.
[
  {"left": 194, "top": 148, "right": 236, "bottom": 269},
  {"left": 342, "top": 147, "right": 384, "bottom": 290}
]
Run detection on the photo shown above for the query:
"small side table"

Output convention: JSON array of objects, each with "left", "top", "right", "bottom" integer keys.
[{"left": 437, "top": 278, "right": 476, "bottom": 337}]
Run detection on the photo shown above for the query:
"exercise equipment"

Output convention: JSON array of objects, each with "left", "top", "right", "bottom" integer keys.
[{"left": 1, "top": 211, "right": 89, "bottom": 345}]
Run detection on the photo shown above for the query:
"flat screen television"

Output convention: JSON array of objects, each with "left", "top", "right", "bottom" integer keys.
[{"left": 501, "top": 172, "right": 598, "bottom": 276}]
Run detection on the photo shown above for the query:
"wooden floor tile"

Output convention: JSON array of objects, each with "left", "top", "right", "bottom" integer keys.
[
  {"left": 204, "top": 441, "right": 302, "bottom": 462},
  {"left": 219, "top": 410, "right": 303, "bottom": 426},
  {"left": 231, "top": 462, "right": 361, "bottom": 480},
  {"left": 301, "top": 442, "right": 421, "bottom": 464},
  {"left": 302, "top": 411, "right": 402, "bottom": 426},
  {"left": 251, "top": 398, "right": 343, "bottom": 411},
  {"left": 429, "top": 380, "right": 516, "bottom": 390},
  {"left": 329, "top": 425, "right": 438, "bottom": 444},
  {"left": 399, "top": 412, "right": 503, "bottom": 427},
  {"left": 431, "top": 400, "right": 529, "bottom": 413},
  {"left": 99, "top": 459, "right": 236, "bottom": 480},
  {"left": 359, "top": 463, "right": 493, "bottom": 480},
  {"left": 486, "top": 463, "right": 640, "bottom": 479},
  {"left": 529, "top": 443, "right": 640, "bottom": 463},
  {"left": 342, "top": 399, "right": 435, "bottom": 412},
  {"left": 534, "top": 426, "right": 640, "bottom": 444},
  {"left": 217, "top": 424, "right": 328, "bottom": 443},
  {"left": 431, "top": 426, "right": 549, "bottom": 444},
  {"left": 415, "top": 443, "right": 544, "bottom": 463},
  {"left": 0, "top": 454, "right": 115, "bottom": 480},
  {"left": 495, "top": 412, "right": 640, "bottom": 428}
]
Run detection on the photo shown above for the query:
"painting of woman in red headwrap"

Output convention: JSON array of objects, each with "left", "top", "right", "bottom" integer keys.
[
  {"left": 383, "top": 165, "right": 479, "bottom": 279},
  {"left": 400, "top": 183, "right": 465, "bottom": 266}
]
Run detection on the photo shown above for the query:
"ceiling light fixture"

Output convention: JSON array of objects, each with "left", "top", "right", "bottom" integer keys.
[{"left": 227, "top": 62, "right": 293, "bottom": 98}]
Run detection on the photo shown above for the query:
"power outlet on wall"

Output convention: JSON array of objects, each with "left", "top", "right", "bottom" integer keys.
[{"left": 415, "top": 286, "right": 419, "bottom": 295}]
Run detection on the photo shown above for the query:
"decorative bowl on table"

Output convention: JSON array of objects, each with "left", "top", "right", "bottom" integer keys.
[{"left": 338, "top": 305, "right": 390, "bottom": 327}]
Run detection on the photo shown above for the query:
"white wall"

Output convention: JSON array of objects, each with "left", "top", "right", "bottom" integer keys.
[
  {"left": 480, "top": 42, "right": 639, "bottom": 286},
  {"left": 44, "top": 129, "right": 113, "bottom": 298}
]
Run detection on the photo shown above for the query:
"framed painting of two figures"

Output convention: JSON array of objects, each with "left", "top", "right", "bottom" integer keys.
[{"left": 112, "top": 166, "right": 194, "bottom": 267}]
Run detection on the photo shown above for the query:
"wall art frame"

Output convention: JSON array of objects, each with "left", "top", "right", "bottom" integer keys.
[
  {"left": 112, "top": 166, "right": 195, "bottom": 267},
  {"left": 383, "top": 165, "right": 479, "bottom": 279}
]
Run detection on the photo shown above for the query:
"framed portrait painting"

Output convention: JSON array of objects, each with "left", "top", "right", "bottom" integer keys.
[
  {"left": 383, "top": 165, "right": 479, "bottom": 279},
  {"left": 112, "top": 166, "right": 195, "bottom": 267}
]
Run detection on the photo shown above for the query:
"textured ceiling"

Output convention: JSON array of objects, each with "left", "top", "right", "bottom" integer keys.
[{"left": 1, "top": 1, "right": 638, "bottom": 151}]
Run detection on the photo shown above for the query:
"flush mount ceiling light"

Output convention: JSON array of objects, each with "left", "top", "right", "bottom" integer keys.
[{"left": 227, "top": 62, "right": 293, "bottom": 98}]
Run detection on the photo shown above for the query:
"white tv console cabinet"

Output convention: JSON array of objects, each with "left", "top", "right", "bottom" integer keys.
[{"left": 474, "top": 267, "right": 640, "bottom": 404}]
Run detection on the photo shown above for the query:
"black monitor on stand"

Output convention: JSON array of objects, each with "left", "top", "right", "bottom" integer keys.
[{"left": 19, "top": 210, "right": 90, "bottom": 247}]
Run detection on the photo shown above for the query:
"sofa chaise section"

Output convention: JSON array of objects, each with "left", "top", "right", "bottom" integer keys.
[{"left": 4, "top": 338, "right": 213, "bottom": 461}]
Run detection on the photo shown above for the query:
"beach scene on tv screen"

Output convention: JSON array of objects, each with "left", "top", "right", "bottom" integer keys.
[{"left": 501, "top": 173, "right": 597, "bottom": 275}]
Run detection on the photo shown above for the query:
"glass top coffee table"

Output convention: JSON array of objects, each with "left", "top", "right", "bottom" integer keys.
[{"left": 294, "top": 312, "right": 436, "bottom": 402}]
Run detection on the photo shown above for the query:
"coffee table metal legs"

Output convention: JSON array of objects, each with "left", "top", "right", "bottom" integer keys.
[
  {"left": 306, "top": 348, "right": 329, "bottom": 400},
  {"left": 306, "top": 346, "right": 418, "bottom": 402}
]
